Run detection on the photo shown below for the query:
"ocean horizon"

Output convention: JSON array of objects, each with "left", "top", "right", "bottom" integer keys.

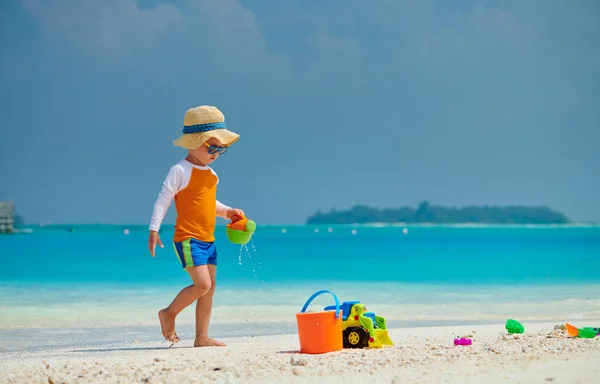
[{"left": 1, "top": 224, "right": 599, "bottom": 353}]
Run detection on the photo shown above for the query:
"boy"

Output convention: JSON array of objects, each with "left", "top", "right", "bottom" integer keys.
[{"left": 148, "top": 105, "right": 244, "bottom": 347}]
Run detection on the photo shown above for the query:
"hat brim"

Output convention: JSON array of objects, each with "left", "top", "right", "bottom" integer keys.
[{"left": 173, "top": 129, "right": 240, "bottom": 149}]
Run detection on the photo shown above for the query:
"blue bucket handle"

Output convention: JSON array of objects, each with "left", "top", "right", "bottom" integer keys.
[{"left": 300, "top": 289, "right": 340, "bottom": 319}]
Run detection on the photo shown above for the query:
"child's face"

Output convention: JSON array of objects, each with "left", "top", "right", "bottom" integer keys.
[{"left": 190, "top": 138, "right": 228, "bottom": 165}]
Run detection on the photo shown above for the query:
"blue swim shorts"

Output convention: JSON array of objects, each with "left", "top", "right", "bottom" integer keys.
[{"left": 173, "top": 238, "right": 217, "bottom": 268}]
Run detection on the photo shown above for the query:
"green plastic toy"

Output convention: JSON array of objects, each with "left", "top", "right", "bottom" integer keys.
[
  {"left": 577, "top": 328, "right": 597, "bottom": 338},
  {"left": 505, "top": 319, "right": 525, "bottom": 334},
  {"left": 225, "top": 215, "right": 256, "bottom": 244},
  {"left": 566, "top": 323, "right": 598, "bottom": 338}
]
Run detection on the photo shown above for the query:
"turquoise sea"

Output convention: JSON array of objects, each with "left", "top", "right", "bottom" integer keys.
[{"left": 1, "top": 224, "right": 599, "bottom": 352}]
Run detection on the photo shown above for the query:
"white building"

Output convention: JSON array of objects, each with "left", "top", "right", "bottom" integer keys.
[{"left": 0, "top": 201, "right": 15, "bottom": 234}]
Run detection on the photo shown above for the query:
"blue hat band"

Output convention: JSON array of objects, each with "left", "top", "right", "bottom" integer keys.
[{"left": 182, "top": 121, "right": 226, "bottom": 134}]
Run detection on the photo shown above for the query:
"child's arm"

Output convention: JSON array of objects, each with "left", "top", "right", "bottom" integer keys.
[
  {"left": 148, "top": 165, "right": 183, "bottom": 256},
  {"left": 216, "top": 200, "right": 232, "bottom": 219},
  {"left": 216, "top": 200, "right": 245, "bottom": 220},
  {"left": 150, "top": 165, "right": 183, "bottom": 231}
]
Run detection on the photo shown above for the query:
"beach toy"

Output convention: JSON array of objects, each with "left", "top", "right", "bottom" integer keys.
[
  {"left": 565, "top": 323, "right": 597, "bottom": 338},
  {"left": 296, "top": 290, "right": 344, "bottom": 354},
  {"left": 324, "top": 301, "right": 393, "bottom": 349},
  {"left": 582, "top": 327, "right": 600, "bottom": 336},
  {"left": 505, "top": 319, "right": 525, "bottom": 334},
  {"left": 454, "top": 338, "right": 472, "bottom": 346},
  {"left": 225, "top": 215, "right": 256, "bottom": 245},
  {"left": 577, "top": 328, "right": 597, "bottom": 339},
  {"left": 566, "top": 323, "right": 579, "bottom": 337}
]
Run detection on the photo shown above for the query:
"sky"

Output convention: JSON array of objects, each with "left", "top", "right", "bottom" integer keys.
[{"left": 0, "top": 0, "right": 599, "bottom": 225}]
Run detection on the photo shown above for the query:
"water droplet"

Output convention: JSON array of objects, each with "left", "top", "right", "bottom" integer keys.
[{"left": 238, "top": 245, "right": 243, "bottom": 265}]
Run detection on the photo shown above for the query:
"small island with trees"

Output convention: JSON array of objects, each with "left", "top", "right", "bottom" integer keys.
[{"left": 306, "top": 201, "right": 571, "bottom": 225}]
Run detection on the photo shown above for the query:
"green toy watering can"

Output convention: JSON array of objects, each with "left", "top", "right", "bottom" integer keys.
[{"left": 226, "top": 215, "right": 256, "bottom": 244}]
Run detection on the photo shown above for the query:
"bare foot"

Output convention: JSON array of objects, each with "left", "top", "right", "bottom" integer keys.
[
  {"left": 194, "top": 336, "right": 227, "bottom": 347},
  {"left": 158, "top": 309, "right": 179, "bottom": 343}
]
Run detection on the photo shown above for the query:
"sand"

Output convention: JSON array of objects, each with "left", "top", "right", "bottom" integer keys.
[{"left": 1, "top": 321, "right": 599, "bottom": 384}]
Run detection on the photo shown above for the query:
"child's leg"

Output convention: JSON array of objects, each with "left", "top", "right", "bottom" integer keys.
[
  {"left": 158, "top": 265, "right": 212, "bottom": 343},
  {"left": 193, "top": 264, "right": 226, "bottom": 347}
]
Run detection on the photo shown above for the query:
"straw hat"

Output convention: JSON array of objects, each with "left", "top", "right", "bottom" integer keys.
[{"left": 172, "top": 105, "right": 240, "bottom": 149}]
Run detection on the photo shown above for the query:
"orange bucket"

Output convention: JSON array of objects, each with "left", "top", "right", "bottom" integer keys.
[{"left": 296, "top": 290, "right": 343, "bottom": 354}]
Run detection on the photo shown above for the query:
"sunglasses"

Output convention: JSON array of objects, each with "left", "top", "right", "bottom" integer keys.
[{"left": 204, "top": 142, "right": 229, "bottom": 155}]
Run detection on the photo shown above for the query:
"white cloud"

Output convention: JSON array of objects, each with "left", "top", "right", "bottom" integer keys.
[
  {"left": 19, "top": 0, "right": 285, "bottom": 73},
  {"left": 16, "top": 0, "right": 541, "bottom": 83},
  {"left": 469, "top": 5, "right": 535, "bottom": 40},
  {"left": 191, "top": 0, "right": 267, "bottom": 54},
  {"left": 174, "top": 0, "right": 274, "bottom": 72},
  {"left": 20, "top": 0, "right": 181, "bottom": 58}
]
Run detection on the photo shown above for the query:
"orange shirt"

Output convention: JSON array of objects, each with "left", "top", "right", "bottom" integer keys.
[{"left": 149, "top": 160, "right": 230, "bottom": 242}]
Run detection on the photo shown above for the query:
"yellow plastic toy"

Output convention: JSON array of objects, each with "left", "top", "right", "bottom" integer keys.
[{"left": 325, "top": 301, "right": 394, "bottom": 348}]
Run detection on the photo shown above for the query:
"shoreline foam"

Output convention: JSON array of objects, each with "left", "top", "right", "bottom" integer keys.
[{"left": 2, "top": 283, "right": 599, "bottom": 330}]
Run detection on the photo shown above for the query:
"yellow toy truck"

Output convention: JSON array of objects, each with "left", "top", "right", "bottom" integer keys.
[{"left": 324, "top": 300, "right": 394, "bottom": 348}]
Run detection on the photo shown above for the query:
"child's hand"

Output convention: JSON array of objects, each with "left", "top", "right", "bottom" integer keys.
[
  {"left": 227, "top": 208, "right": 245, "bottom": 222},
  {"left": 148, "top": 230, "right": 164, "bottom": 257}
]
